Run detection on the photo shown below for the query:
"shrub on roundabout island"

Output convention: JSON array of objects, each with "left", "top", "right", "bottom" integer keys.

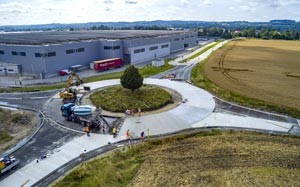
[{"left": 120, "top": 65, "right": 143, "bottom": 93}]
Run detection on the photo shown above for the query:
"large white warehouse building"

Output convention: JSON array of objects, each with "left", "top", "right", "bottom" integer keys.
[{"left": 0, "top": 30, "right": 198, "bottom": 77}]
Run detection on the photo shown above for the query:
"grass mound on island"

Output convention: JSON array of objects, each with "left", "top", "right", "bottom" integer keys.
[{"left": 90, "top": 85, "right": 173, "bottom": 112}]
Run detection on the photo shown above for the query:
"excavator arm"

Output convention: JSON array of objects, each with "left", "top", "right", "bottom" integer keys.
[{"left": 59, "top": 71, "right": 83, "bottom": 101}]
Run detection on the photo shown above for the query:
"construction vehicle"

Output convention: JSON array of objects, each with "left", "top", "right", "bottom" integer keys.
[
  {"left": 59, "top": 71, "right": 83, "bottom": 103},
  {"left": 61, "top": 103, "right": 110, "bottom": 130},
  {"left": 163, "top": 73, "right": 176, "bottom": 79},
  {"left": 0, "top": 156, "right": 19, "bottom": 175}
]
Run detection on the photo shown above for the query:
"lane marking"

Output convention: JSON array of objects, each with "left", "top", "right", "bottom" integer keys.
[
  {"left": 0, "top": 97, "right": 22, "bottom": 100},
  {"left": 29, "top": 97, "right": 50, "bottom": 99},
  {"left": 46, "top": 117, "right": 85, "bottom": 134}
]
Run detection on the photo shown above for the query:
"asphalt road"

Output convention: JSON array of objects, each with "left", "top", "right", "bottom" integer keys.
[
  {"left": 151, "top": 63, "right": 196, "bottom": 80},
  {"left": 0, "top": 114, "right": 81, "bottom": 181},
  {"left": 0, "top": 91, "right": 81, "bottom": 181},
  {"left": 0, "top": 90, "right": 58, "bottom": 110}
]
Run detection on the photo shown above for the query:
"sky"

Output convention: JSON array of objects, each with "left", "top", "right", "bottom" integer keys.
[{"left": 0, "top": 0, "right": 300, "bottom": 26}]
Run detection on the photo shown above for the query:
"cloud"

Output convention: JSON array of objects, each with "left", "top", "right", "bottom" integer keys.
[
  {"left": 239, "top": 5, "right": 256, "bottom": 12},
  {"left": 0, "top": 0, "right": 299, "bottom": 25},
  {"left": 193, "top": 0, "right": 213, "bottom": 7},
  {"left": 0, "top": 2, "right": 32, "bottom": 14},
  {"left": 241, "top": 0, "right": 300, "bottom": 8},
  {"left": 202, "top": 0, "right": 212, "bottom": 6},
  {"left": 104, "top": 0, "right": 113, "bottom": 3},
  {"left": 180, "top": 0, "right": 189, "bottom": 6},
  {"left": 125, "top": 0, "right": 138, "bottom": 4}
]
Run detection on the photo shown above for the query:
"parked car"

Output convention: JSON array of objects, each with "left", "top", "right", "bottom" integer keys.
[
  {"left": 59, "top": 69, "right": 72, "bottom": 76},
  {"left": 164, "top": 73, "right": 176, "bottom": 79}
]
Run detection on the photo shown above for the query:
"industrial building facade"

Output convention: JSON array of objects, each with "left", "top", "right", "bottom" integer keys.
[{"left": 0, "top": 30, "right": 198, "bottom": 77}]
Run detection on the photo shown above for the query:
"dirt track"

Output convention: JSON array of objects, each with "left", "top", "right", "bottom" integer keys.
[
  {"left": 0, "top": 108, "right": 37, "bottom": 153},
  {"left": 205, "top": 39, "right": 300, "bottom": 110},
  {"left": 131, "top": 131, "right": 300, "bottom": 187}
]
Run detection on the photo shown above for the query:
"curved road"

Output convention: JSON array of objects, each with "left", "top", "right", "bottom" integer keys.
[
  {"left": 0, "top": 91, "right": 81, "bottom": 181},
  {"left": 1, "top": 40, "right": 299, "bottom": 186}
]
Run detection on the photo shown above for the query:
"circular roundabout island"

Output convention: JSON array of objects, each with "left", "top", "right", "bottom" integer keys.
[{"left": 88, "top": 84, "right": 181, "bottom": 114}]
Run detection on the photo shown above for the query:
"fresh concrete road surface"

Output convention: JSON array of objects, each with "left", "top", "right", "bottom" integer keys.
[{"left": 114, "top": 79, "right": 215, "bottom": 140}]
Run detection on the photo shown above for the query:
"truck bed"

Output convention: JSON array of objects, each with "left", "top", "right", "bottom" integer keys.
[{"left": 0, "top": 160, "right": 20, "bottom": 174}]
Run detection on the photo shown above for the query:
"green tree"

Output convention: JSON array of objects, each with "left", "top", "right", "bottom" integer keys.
[
  {"left": 296, "top": 32, "right": 300, "bottom": 40},
  {"left": 120, "top": 65, "right": 143, "bottom": 92}
]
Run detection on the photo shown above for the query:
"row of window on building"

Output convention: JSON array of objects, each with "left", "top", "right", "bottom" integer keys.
[
  {"left": 104, "top": 46, "right": 121, "bottom": 50},
  {"left": 35, "top": 52, "right": 56, "bottom": 58},
  {"left": 173, "top": 35, "right": 197, "bottom": 42},
  {"left": 134, "top": 44, "right": 169, "bottom": 54},
  {"left": 66, "top": 48, "right": 85, "bottom": 54},
  {"left": 0, "top": 48, "right": 85, "bottom": 57},
  {"left": 0, "top": 51, "right": 27, "bottom": 56}
]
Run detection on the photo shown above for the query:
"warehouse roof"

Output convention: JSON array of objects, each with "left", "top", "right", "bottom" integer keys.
[{"left": 0, "top": 30, "right": 189, "bottom": 45}]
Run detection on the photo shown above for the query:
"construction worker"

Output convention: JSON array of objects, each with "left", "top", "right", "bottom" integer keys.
[
  {"left": 113, "top": 127, "right": 117, "bottom": 138},
  {"left": 85, "top": 126, "right": 90, "bottom": 137},
  {"left": 126, "top": 129, "right": 130, "bottom": 139},
  {"left": 138, "top": 108, "right": 141, "bottom": 117},
  {"left": 141, "top": 131, "right": 145, "bottom": 141}
]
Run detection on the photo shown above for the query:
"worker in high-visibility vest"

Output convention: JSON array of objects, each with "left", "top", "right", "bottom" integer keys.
[
  {"left": 113, "top": 127, "right": 117, "bottom": 138},
  {"left": 84, "top": 126, "right": 90, "bottom": 137}
]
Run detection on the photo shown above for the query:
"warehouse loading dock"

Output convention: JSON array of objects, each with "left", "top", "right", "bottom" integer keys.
[{"left": 0, "top": 62, "right": 22, "bottom": 76}]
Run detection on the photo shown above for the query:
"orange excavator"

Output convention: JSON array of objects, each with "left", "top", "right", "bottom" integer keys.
[{"left": 59, "top": 71, "right": 83, "bottom": 103}]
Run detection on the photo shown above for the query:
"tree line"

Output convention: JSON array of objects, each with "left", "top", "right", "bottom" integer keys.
[{"left": 198, "top": 27, "right": 300, "bottom": 40}]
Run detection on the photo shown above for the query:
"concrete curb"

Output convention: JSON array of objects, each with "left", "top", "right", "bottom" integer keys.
[{"left": 182, "top": 81, "right": 300, "bottom": 124}]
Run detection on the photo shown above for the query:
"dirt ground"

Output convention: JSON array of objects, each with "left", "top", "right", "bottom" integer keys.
[
  {"left": 0, "top": 108, "right": 37, "bottom": 153},
  {"left": 130, "top": 131, "right": 300, "bottom": 187},
  {"left": 205, "top": 39, "right": 300, "bottom": 110}
]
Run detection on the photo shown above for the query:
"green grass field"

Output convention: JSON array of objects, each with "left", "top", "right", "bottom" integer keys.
[{"left": 0, "top": 131, "right": 13, "bottom": 144}]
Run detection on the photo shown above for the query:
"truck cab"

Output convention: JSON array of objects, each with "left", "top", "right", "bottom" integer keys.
[
  {"left": 61, "top": 103, "right": 75, "bottom": 119},
  {"left": 0, "top": 156, "right": 19, "bottom": 175}
]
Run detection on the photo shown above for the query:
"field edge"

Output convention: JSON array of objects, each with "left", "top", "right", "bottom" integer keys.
[{"left": 191, "top": 41, "right": 300, "bottom": 118}]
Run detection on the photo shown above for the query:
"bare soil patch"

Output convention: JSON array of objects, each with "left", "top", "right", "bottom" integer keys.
[
  {"left": 205, "top": 39, "right": 300, "bottom": 110},
  {"left": 0, "top": 108, "right": 37, "bottom": 153}
]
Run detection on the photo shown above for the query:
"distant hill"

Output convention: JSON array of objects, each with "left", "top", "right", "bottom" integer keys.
[{"left": 0, "top": 20, "right": 299, "bottom": 32}]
